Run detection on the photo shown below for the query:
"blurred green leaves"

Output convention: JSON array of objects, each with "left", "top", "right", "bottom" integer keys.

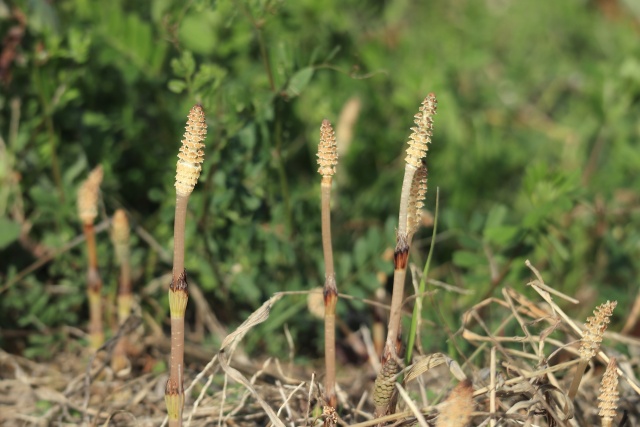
[
  {"left": 2, "top": 0, "right": 640, "bottom": 358},
  {"left": 284, "top": 67, "right": 314, "bottom": 98},
  {"left": 0, "top": 217, "right": 20, "bottom": 249}
]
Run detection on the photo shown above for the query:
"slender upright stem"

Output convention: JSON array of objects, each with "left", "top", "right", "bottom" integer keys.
[
  {"left": 385, "top": 237, "right": 409, "bottom": 353},
  {"left": 324, "top": 281, "right": 337, "bottom": 408},
  {"left": 112, "top": 209, "right": 131, "bottom": 372},
  {"left": 374, "top": 94, "right": 437, "bottom": 419},
  {"left": 34, "top": 67, "right": 64, "bottom": 202},
  {"left": 118, "top": 262, "right": 131, "bottom": 302},
  {"left": 166, "top": 273, "right": 188, "bottom": 427},
  {"left": 236, "top": 0, "right": 275, "bottom": 92},
  {"left": 321, "top": 179, "right": 335, "bottom": 278},
  {"left": 84, "top": 223, "right": 99, "bottom": 270},
  {"left": 380, "top": 164, "right": 417, "bottom": 367},
  {"left": 169, "top": 276, "right": 187, "bottom": 391},
  {"left": 165, "top": 104, "right": 207, "bottom": 427},
  {"left": 83, "top": 223, "right": 103, "bottom": 350},
  {"left": 78, "top": 166, "right": 104, "bottom": 351},
  {"left": 374, "top": 233, "right": 408, "bottom": 417},
  {"left": 321, "top": 177, "right": 338, "bottom": 411},
  {"left": 172, "top": 195, "right": 189, "bottom": 282},
  {"left": 317, "top": 119, "right": 339, "bottom": 418},
  {"left": 167, "top": 195, "right": 190, "bottom": 427}
]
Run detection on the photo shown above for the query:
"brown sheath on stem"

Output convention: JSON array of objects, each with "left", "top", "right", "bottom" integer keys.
[
  {"left": 165, "top": 270, "right": 189, "bottom": 426},
  {"left": 169, "top": 272, "right": 189, "bottom": 380},
  {"left": 386, "top": 235, "right": 409, "bottom": 353}
]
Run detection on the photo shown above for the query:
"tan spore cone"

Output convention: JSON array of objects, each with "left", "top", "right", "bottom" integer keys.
[
  {"left": 175, "top": 105, "right": 207, "bottom": 197},
  {"left": 598, "top": 357, "right": 619, "bottom": 427},
  {"left": 567, "top": 300, "right": 617, "bottom": 403},
  {"left": 580, "top": 300, "right": 617, "bottom": 360},
  {"left": 317, "top": 119, "right": 338, "bottom": 177},
  {"left": 77, "top": 165, "right": 103, "bottom": 225},
  {"left": 404, "top": 93, "right": 437, "bottom": 169},
  {"left": 407, "top": 164, "right": 427, "bottom": 238}
]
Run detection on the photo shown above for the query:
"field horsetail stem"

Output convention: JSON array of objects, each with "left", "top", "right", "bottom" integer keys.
[
  {"left": 317, "top": 119, "right": 339, "bottom": 422},
  {"left": 77, "top": 165, "right": 105, "bottom": 351},
  {"left": 165, "top": 105, "right": 207, "bottom": 427},
  {"left": 111, "top": 208, "right": 131, "bottom": 373},
  {"left": 374, "top": 93, "right": 437, "bottom": 418}
]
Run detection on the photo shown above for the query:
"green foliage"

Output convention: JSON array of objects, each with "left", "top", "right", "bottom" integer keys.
[{"left": 1, "top": 0, "right": 640, "bottom": 359}]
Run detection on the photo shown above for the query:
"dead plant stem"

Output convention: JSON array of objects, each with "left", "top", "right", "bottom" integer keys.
[{"left": 567, "top": 359, "right": 588, "bottom": 401}]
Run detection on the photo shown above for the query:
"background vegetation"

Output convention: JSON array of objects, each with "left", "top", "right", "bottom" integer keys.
[{"left": 2, "top": 0, "right": 640, "bottom": 361}]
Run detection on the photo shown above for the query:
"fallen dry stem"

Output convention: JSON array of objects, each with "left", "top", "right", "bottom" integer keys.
[
  {"left": 566, "top": 359, "right": 589, "bottom": 402},
  {"left": 396, "top": 382, "right": 428, "bottom": 426}
]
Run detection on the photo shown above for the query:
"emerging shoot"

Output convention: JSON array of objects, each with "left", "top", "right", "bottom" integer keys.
[
  {"left": 317, "top": 119, "right": 339, "bottom": 419},
  {"left": 111, "top": 209, "right": 131, "bottom": 373},
  {"left": 77, "top": 165, "right": 104, "bottom": 350},
  {"left": 165, "top": 105, "right": 207, "bottom": 427},
  {"left": 374, "top": 94, "right": 437, "bottom": 417}
]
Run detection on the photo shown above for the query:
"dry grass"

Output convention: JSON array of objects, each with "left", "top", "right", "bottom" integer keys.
[{"left": 2, "top": 261, "right": 639, "bottom": 426}]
